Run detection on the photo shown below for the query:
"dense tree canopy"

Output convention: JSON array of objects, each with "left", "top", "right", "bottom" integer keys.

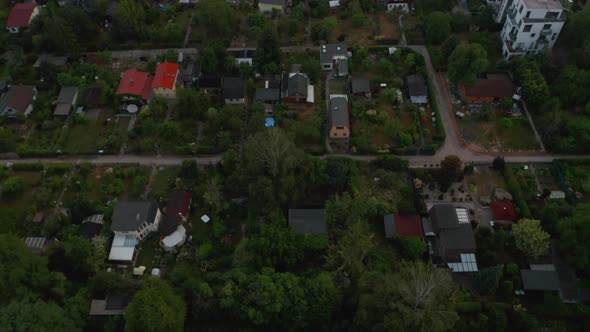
[
  {"left": 448, "top": 44, "right": 489, "bottom": 85},
  {"left": 425, "top": 12, "right": 451, "bottom": 45},
  {"left": 513, "top": 219, "right": 550, "bottom": 258},
  {"left": 558, "top": 204, "right": 590, "bottom": 276},
  {"left": 125, "top": 279, "right": 186, "bottom": 332}
]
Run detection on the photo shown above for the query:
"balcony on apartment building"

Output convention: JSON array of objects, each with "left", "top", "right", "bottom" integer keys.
[
  {"left": 539, "top": 28, "right": 552, "bottom": 37},
  {"left": 504, "top": 39, "right": 527, "bottom": 53},
  {"left": 523, "top": 11, "right": 566, "bottom": 23},
  {"left": 535, "top": 36, "right": 549, "bottom": 50}
]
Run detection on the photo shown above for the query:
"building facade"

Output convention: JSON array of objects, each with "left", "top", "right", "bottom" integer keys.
[{"left": 497, "top": 0, "right": 566, "bottom": 59}]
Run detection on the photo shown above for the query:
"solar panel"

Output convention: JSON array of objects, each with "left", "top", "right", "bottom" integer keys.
[{"left": 455, "top": 208, "right": 470, "bottom": 223}]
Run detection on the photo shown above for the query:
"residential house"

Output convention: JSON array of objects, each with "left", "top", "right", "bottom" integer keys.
[
  {"left": 383, "top": 0, "right": 412, "bottom": 12},
  {"left": 81, "top": 87, "right": 104, "bottom": 107},
  {"left": 463, "top": 77, "right": 514, "bottom": 102},
  {"left": 407, "top": 74, "right": 428, "bottom": 104},
  {"left": 288, "top": 209, "right": 327, "bottom": 234},
  {"left": 79, "top": 214, "right": 104, "bottom": 239},
  {"left": 33, "top": 55, "right": 68, "bottom": 69},
  {"left": 89, "top": 293, "right": 133, "bottom": 316},
  {"left": 228, "top": 49, "right": 256, "bottom": 66},
  {"left": 282, "top": 72, "right": 314, "bottom": 103},
  {"left": 178, "top": 62, "right": 200, "bottom": 87},
  {"left": 258, "top": 0, "right": 286, "bottom": 13},
  {"left": 520, "top": 265, "right": 561, "bottom": 293},
  {"left": 222, "top": 77, "right": 246, "bottom": 104},
  {"left": 6, "top": 3, "right": 39, "bottom": 33},
  {"left": 498, "top": 0, "right": 566, "bottom": 59},
  {"left": 320, "top": 44, "right": 349, "bottom": 76},
  {"left": 23, "top": 237, "right": 49, "bottom": 255},
  {"left": 54, "top": 86, "right": 79, "bottom": 116},
  {"left": 328, "top": 94, "right": 350, "bottom": 145},
  {"left": 490, "top": 201, "right": 517, "bottom": 223},
  {"left": 0, "top": 85, "right": 37, "bottom": 117},
  {"left": 428, "top": 204, "right": 478, "bottom": 272},
  {"left": 108, "top": 201, "right": 161, "bottom": 263},
  {"left": 116, "top": 68, "right": 153, "bottom": 101},
  {"left": 152, "top": 62, "right": 179, "bottom": 99},
  {"left": 351, "top": 77, "right": 371, "bottom": 98},
  {"left": 197, "top": 75, "right": 222, "bottom": 93},
  {"left": 255, "top": 88, "right": 280, "bottom": 104},
  {"left": 159, "top": 191, "right": 192, "bottom": 251},
  {"left": 383, "top": 214, "right": 424, "bottom": 239}
]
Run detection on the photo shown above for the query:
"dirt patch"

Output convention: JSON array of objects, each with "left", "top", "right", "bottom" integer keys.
[
  {"left": 465, "top": 167, "right": 507, "bottom": 197},
  {"left": 376, "top": 14, "right": 400, "bottom": 39}
]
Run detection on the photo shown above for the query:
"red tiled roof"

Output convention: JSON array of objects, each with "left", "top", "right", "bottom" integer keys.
[
  {"left": 152, "top": 62, "right": 179, "bottom": 90},
  {"left": 395, "top": 214, "right": 424, "bottom": 238},
  {"left": 464, "top": 79, "right": 514, "bottom": 98},
  {"left": 116, "top": 69, "right": 152, "bottom": 99},
  {"left": 6, "top": 3, "right": 37, "bottom": 28},
  {"left": 491, "top": 201, "right": 517, "bottom": 222}
]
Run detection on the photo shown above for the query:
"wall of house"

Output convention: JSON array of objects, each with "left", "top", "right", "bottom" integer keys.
[
  {"left": 258, "top": 4, "right": 283, "bottom": 13},
  {"left": 225, "top": 97, "right": 245, "bottom": 104},
  {"left": 500, "top": 0, "right": 565, "bottom": 59},
  {"left": 284, "top": 96, "right": 306, "bottom": 103},
  {"left": 330, "top": 126, "right": 350, "bottom": 140},
  {"left": 7, "top": 27, "right": 19, "bottom": 33},
  {"left": 152, "top": 87, "right": 176, "bottom": 99},
  {"left": 387, "top": 3, "right": 409, "bottom": 12}
]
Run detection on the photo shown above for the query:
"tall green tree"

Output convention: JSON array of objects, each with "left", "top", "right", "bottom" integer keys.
[
  {"left": 355, "top": 262, "right": 458, "bottom": 331},
  {"left": 176, "top": 89, "right": 210, "bottom": 120},
  {"left": 255, "top": 26, "right": 281, "bottom": 74},
  {"left": 326, "top": 221, "right": 376, "bottom": 279},
  {"left": 194, "top": 0, "right": 239, "bottom": 46},
  {"left": 448, "top": 43, "right": 489, "bottom": 85},
  {"left": 246, "top": 220, "right": 304, "bottom": 270},
  {"left": 0, "top": 299, "right": 79, "bottom": 332},
  {"left": 125, "top": 279, "right": 186, "bottom": 332},
  {"left": 558, "top": 204, "right": 590, "bottom": 275},
  {"left": 513, "top": 219, "right": 550, "bottom": 258},
  {"left": 425, "top": 12, "right": 451, "bottom": 44},
  {"left": 117, "top": 0, "right": 147, "bottom": 40}
]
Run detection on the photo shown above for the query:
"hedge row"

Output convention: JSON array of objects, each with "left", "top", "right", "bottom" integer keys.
[{"left": 503, "top": 165, "right": 532, "bottom": 218}]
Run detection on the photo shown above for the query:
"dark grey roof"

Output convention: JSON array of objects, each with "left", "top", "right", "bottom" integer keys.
[
  {"left": 521, "top": 270, "right": 561, "bottom": 291},
  {"left": 110, "top": 201, "right": 159, "bottom": 232},
  {"left": 33, "top": 55, "right": 68, "bottom": 68},
  {"left": 384, "top": 214, "right": 395, "bottom": 238},
  {"left": 287, "top": 73, "right": 308, "bottom": 98},
  {"left": 288, "top": 209, "right": 327, "bottom": 234},
  {"left": 104, "top": 293, "right": 133, "bottom": 311},
  {"left": 429, "top": 204, "right": 459, "bottom": 233},
  {"left": 82, "top": 87, "right": 103, "bottom": 106},
  {"left": 255, "top": 88, "right": 280, "bottom": 102},
  {"left": 57, "top": 86, "right": 78, "bottom": 105},
  {"left": 228, "top": 49, "right": 256, "bottom": 59},
  {"left": 105, "top": 1, "right": 119, "bottom": 17},
  {"left": 351, "top": 77, "right": 370, "bottom": 94},
  {"left": 222, "top": 77, "right": 245, "bottom": 99},
  {"left": 80, "top": 222, "right": 103, "bottom": 239},
  {"left": 260, "top": 0, "right": 285, "bottom": 5},
  {"left": 329, "top": 95, "right": 349, "bottom": 128},
  {"left": 198, "top": 75, "right": 221, "bottom": 89},
  {"left": 407, "top": 74, "right": 427, "bottom": 97},
  {"left": 438, "top": 223, "right": 476, "bottom": 251},
  {"left": 336, "top": 58, "right": 348, "bottom": 76},
  {"left": 320, "top": 44, "right": 348, "bottom": 64}
]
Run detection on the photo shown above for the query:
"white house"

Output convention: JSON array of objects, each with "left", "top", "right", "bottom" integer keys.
[
  {"left": 108, "top": 201, "right": 162, "bottom": 263},
  {"left": 320, "top": 44, "right": 349, "bottom": 71},
  {"left": 496, "top": 0, "right": 566, "bottom": 59},
  {"left": 385, "top": 0, "right": 412, "bottom": 12}
]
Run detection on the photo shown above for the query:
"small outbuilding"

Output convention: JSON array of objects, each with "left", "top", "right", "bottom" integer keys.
[
  {"left": 288, "top": 209, "right": 327, "bottom": 234},
  {"left": 383, "top": 214, "right": 424, "bottom": 239},
  {"left": 490, "top": 201, "right": 517, "bottom": 223},
  {"left": 351, "top": 77, "right": 371, "bottom": 97},
  {"left": 407, "top": 74, "right": 428, "bottom": 104},
  {"left": 54, "top": 86, "right": 79, "bottom": 116}
]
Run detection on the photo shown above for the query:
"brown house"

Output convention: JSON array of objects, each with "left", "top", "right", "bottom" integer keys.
[
  {"left": 463, "top": 77, "right": 514, "bottom": 102},
  {"left": 328, "top": 94, "right": 350, "bottom": 145}
]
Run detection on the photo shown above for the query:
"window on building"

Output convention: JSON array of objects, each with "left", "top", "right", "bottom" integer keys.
[
  {"left": 545, "top": 12, "right": 558, "bottom": 19},
  {"left": 343, "top": 133, "right": 347, "bottom": 137},
  {"left": 523, "top": 24, "right": 532, "bottom": 32},
  {"left": 517, "top": 42, "right": 525, "bottom": 50},
  {"left": 519, "top": 5, "right": 523, "bottom": 13},
  {"left": 531, "top": 33, "right": 535, "bottom": 38},
  {"left": 552, "top": 33, "right": 557, "bottom": 40},
  {"left": 526, "top": 11, "right": 530, "bottom": 18},
  {"left": 333, "top": 133, "right": 338, "bottom": 137},
  {"left": 543, "top": 24, "right": 552, "bottom": 30}
]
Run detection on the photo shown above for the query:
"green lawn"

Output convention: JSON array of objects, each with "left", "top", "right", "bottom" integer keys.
[
  {"left": 62, "top": 111, "right": 125, "bottom": 154},
  {"left": 329, "top": 79, "right": 347, "bottom": 95},
  {"left": 150, "top": 167, "right": 179, "bottom": 199},
  {"left": 459, "top": 115, "right": 541, "bottom": 151},
  {"left": 0, "top": 171, "right": 41, "bottom": 211},
  {"left": 136, "top": 236, "right": 161, "bottom": 271}
]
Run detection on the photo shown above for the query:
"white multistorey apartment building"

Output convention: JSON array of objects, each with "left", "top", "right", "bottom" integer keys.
[{"left": 492, "top": 0, "right": 566, "bottom": 59}]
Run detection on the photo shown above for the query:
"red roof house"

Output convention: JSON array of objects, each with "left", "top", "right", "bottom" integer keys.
[
  {"left": 151, "top": 62, "right": 179, "bottom": 98},
  {"left": 490, "top": 201, "right": 517, "bottom": 223},
  {"left": 6, "top": 3, "right": 39, "bottom": 32},
  {"left": 384, "top": 214, "right": 424, "bottom": 239},
  {"left": 116, "top": 69, "right": 153, "bottom": 101}
]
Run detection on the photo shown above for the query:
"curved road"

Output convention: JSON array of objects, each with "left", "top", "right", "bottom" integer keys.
[{"left": 1, "top": 46, "right": 581, "bottom": 167}]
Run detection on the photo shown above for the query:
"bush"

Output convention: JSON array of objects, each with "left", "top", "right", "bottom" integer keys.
[
  {"left": 456, "top": 302, "right": 482, "bottom": 313},
  {"left": 505, "top": 263, "right": 519, "bottom": 276},
  {"left": 1, "top": 176, "right": 25, "bottom": 197},
  {"left": 397, "top": 237, "right": 427, "bottom": 260},
  {"left": 303, "top": 234, "right": 328, "bottom": 251},
  {"left": 11, "top": 163, "right": 44, "bottom": 172},
  {"left": 199, "top": 242, "right": 213, "bottom": 259},
  {"left": 46, "top": 163, "right": 73, "bottom": 175},
  {"left": 500, "top": 280, "right": 513, "bottom": 298}
]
